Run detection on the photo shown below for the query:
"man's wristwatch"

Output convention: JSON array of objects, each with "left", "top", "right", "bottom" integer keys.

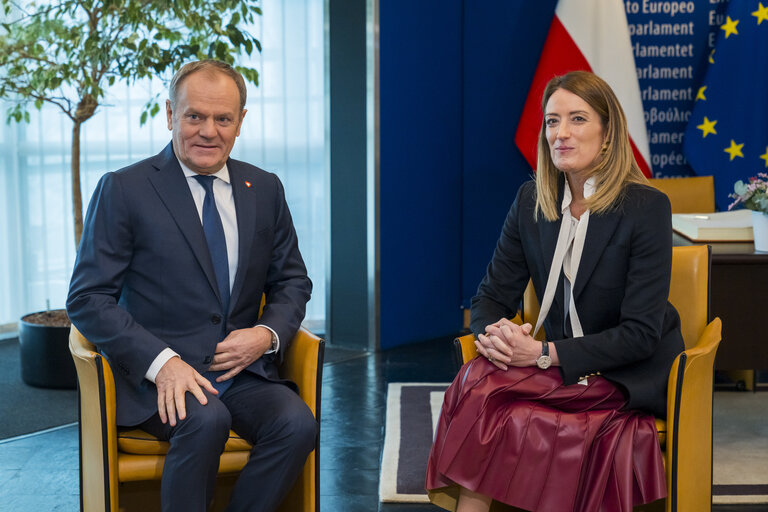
[{"left": 536, "top": 341, "right": 552, "bottom": 369}]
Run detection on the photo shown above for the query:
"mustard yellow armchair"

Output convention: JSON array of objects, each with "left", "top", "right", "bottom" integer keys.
[
  {"left": 648, "top": 176, "right": 715, "bottom": 214},
  {"left": 454, "top": 245, "right": 721, "bottom": 512},
  {"left": 70, "top": 326, "right": 324, "bottom": 512}
]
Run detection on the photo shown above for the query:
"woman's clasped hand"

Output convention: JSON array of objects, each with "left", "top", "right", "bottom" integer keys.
[{"left": 475, "top": 319, "right": 539, "bottom": 370}]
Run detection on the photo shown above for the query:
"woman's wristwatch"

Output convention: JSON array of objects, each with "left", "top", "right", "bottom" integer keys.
[{"left": 536, "top": 341, "right": 552, "bottom": 369}]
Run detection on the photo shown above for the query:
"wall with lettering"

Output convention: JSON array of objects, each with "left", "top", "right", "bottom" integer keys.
[
  {"left": 626, "top": 0, "right": 729, "bottom": 177},
  {"left": 377, "top": 0, "right": 737, "bottom": 347},
  {"left": 458, "top": 1, "right": 735, "bottom": 311}
]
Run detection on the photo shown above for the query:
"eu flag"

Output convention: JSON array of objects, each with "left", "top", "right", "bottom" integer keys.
[{"left": 683, "top": 0, "right": 768, "bottom": 211}]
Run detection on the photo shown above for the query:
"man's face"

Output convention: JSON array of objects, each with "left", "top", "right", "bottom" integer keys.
[{"left": 166, "top": 70, "right": 246, "bottom": 175}]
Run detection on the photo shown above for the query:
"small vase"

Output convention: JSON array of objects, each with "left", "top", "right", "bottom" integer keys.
[{"left": 752, "top": 211, "right": 768, "bottom": 252}]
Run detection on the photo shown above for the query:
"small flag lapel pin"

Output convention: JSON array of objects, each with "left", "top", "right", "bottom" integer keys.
[{"left": 245, "top": 181, "right": 252, "bottom": 188}]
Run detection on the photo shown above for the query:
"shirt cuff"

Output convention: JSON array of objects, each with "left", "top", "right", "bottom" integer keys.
[
  {"left": 257, "top": 324, "right": 280, "bottom": 354},
  {"left": 145, "top": 348, "right": 180, "bottom": 383}
]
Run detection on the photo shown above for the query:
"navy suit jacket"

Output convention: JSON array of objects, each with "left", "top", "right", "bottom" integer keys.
[
  {"left": 470, "top": 178, "right": 684, "bottom": 418},
  {"left": 67, "top": 143, "right": 312, "bottom": 426}
]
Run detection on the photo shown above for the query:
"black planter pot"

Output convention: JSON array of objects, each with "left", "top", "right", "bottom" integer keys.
[{"left": 19, "top": 311, "right": 77, "bottom": 389}]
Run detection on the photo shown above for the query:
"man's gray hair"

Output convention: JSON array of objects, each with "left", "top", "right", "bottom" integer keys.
[{"left": 169, "top": 60, "right": 247, "bottom": 112}]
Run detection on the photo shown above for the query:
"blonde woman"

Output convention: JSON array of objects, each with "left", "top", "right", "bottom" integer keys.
[{"left": 426, "top": 71, "right": 682, "bottom": 512}]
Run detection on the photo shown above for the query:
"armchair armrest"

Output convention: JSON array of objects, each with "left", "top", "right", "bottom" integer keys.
[
  {"left": 69, "top": 326, "right": 120, "bottom": 512},
  {"left": 453, "top": 334, "right": 478, "bottom": 370},
  {"left": 279, "top": 327, "right": 324, "bottom": 418},
  {"left": 275, "top": 327, "right": 324, "bottom": 512},
  {"left": 665, "top": 317, "right": 722, "bottom": 512}
]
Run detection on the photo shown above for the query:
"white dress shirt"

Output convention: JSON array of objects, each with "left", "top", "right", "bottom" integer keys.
[{"left": 144, "top": 159, "right": 279, "bottom": 383}]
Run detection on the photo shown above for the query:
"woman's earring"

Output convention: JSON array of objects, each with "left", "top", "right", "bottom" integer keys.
[{"left": 600, "top": 141, "right": 609, "bottom": 154}]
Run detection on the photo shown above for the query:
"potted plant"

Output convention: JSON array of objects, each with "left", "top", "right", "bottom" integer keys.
[
  {"left": 729, "top": 172, "right": 768, "bottom": 252},
  {"left": 0, "top": 0, "right": 262, "bottom": 388}
]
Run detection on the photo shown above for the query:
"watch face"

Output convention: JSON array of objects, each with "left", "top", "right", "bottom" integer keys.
[{"left": 536, "top": 355, "right": 552, "bottom": 370}]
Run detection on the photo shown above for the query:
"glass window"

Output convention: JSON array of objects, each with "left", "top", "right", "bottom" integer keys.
[{"left": 0, "top": 0, "right": 326, "bottom": 332}]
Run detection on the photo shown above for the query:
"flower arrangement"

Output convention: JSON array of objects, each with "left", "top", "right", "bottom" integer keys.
[{"left": 728, "top": 173, "right": 768, "bottom": 214}]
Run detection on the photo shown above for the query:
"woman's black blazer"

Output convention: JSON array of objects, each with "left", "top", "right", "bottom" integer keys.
[{"left": 471, "top": 178, "right": 685, "bottom": 418}]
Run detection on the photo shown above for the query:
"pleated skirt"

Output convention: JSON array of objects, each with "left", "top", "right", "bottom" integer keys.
[{"left": 425, "top": 358, "right": 666, "bottom": 512}]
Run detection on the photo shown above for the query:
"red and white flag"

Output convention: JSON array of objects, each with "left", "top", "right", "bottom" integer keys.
[{"left": 515, "top": 0, "right": 651, "bottom": 177}]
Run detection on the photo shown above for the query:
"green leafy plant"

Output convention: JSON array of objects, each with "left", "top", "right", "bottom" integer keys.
[
  {"left": 729, "top": 172, "right": 768, "bottom": 214},
  {"left": 0, "top": 0, "right": 262, "bottom": 244}
]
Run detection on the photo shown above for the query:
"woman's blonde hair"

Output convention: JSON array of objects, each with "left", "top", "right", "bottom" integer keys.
[{"left": 534, "top": 71, "right": 647, "bottom": 221}]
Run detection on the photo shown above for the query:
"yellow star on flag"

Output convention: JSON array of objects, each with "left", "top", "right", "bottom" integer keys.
[
  {"left": 696, "top": 117, "right": 717, "bottom": 138},
  {"left": 753, "top": 2, "right": 768, "bottom": 25},
  {"left": 721, "top": 16, "right": 739, "bottom": 38},
  {"left": 724, "top": 140, "right": 744, "bottom": 161},
  {"left": 696, "top": 86, "right": 707, "bottom": 101},
  {"left": 760, "top": 146, "right": 768, "bottom": 167},
  {"left": 708, "top": 49, "right": 716, "bottom": 64}
]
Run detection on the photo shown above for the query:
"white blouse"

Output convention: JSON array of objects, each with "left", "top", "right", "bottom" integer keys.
[{"left": 533, "top": 176, "right": 596, "bottom": 342}]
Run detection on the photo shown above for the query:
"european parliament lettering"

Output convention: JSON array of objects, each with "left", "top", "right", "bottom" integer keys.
[{"left": 626, "top": 0, "right": 727, "bottom": 177}]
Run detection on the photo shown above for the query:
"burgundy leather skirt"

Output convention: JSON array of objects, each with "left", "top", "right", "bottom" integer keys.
[{"left": 426, "top": 358, "right": 666, "bottom": 512}]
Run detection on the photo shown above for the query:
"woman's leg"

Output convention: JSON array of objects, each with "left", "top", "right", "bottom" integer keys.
[{"left": 456, "top": 486, "right": 492, "bottom": 512}]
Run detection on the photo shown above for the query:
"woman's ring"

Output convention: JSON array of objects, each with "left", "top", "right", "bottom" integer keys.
[{"left": 488, "top": 355, "right": 495, "bottom": 363}]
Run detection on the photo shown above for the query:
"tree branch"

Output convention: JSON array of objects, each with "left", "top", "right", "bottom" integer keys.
[
  {"left": 1, "top": 83, "right": 75, "bottom": 120},
  {"left": 16, "top": 51, "right": 60, "bottom": 68},
  {"left": 4, "top": 0, "right": 76, "bottom": 24}
]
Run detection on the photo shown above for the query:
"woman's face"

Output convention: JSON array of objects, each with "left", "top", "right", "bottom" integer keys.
[{"left": 545, "top": 88, "right": 605, "bottom": 177}]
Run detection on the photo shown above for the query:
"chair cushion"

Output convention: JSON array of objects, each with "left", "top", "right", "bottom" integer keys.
[{"left": 118, "top": 429, "right": 252, "bottom": 455}]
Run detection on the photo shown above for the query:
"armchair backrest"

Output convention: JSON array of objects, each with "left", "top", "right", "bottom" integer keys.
[
  {"left": 667, "top": 245, "right": 710, "bottom": 350},
  {"left": 648, "top": 176, "right": 715, "bottom": 214}
]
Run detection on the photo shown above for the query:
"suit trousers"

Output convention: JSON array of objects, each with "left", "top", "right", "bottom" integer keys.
[{"left": 138, "top": 370, "right": 317, "bottom": 512}]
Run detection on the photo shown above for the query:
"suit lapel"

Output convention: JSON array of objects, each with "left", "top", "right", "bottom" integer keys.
[
  {"left": 573, "top": 209, "right": 621, "bottom": 299},
  {"left": 228, "top": 162, "right": 257, "bottom": 311},
  {"left": 147, "top": 143, "right": 222, "bottom": 304},
  {"left": 539, "top": 216, "right": 561, "bottom": 274},
  {"left": 537, "top": 179, "right": 566, "bottom": 323}
]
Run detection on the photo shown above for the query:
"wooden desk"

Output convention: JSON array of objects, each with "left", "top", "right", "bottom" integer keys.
[{"left": 674, "top": 233, "right": 768, "bottom": 371}]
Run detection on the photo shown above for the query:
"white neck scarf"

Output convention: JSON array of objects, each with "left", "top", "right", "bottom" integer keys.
[{"left": 533, "top": 176, "right": 596, "bottom": 340}]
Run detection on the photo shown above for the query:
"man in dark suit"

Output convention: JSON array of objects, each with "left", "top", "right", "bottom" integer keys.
[{"left": 67, "top": 60, "right": 314, "bottom": 512}]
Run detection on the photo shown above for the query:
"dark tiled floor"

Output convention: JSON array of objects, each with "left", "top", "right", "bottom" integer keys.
[
  {"left": 0, "top": 424, "right": 80, "bottom": 511},
  {"left": 0, "top": 337, "right": 765, "bottom": 511},
  {"left": 319, "top": 337, "right": 457, "bottom": 511}
]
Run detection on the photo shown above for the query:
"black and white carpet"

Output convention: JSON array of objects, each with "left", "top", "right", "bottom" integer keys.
[
  {"left": 380, "top": 383, "right": 768, "bottom": 505},
  {"left": 380, "top": 382, "right": 448, "bottom": 503}
]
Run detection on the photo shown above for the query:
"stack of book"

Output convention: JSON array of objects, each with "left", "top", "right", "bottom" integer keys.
[{"left": 671, "top": 210, "right": 754, "bottom": 242}]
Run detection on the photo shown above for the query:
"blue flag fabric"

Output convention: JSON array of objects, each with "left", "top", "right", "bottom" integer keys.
[{"left": 683, "top": 0, "right": 768, "bottom": 211}]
